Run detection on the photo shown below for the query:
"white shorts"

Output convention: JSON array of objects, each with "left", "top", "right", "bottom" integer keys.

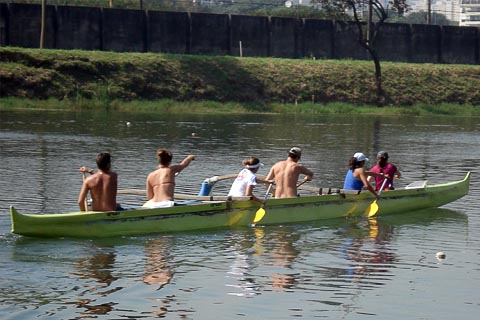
[{"left": 143, "top": 200, "right": 175, "bottom": 208}]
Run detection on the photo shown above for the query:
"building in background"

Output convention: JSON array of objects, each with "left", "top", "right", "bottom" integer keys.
[
  {"left": 459, "top": 0, "right": 480, "bottom": 26},
  {"left": 407, "top": 0, "right": 461, "bottom": 23}
]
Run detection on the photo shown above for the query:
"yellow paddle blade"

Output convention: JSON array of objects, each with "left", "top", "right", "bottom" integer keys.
[
  {"left": 365, "top": 200, "right": 379, "bottom": 217},
  {"left": 253, "top": 207, "right": 266, "bottom": 223}
]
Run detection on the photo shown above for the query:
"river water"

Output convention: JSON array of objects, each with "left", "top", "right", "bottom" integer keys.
[{"left": 0, "top": 110, "right": 479, "bottom": 319}]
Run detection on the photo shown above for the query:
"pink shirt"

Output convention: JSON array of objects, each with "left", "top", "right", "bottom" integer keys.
[{"left": 370, "top": 163, "right": 398, "bottom": 190}]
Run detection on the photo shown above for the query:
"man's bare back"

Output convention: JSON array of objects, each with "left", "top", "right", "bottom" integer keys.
[
  {"left": 82, "top": 171, "right": 118, "bottom": 211},
  {"left": 78, "top": 152, "right": 118, "bottom": 212},
  {"left": 266, "top": 147, "right": 313, "bottom": 198}
]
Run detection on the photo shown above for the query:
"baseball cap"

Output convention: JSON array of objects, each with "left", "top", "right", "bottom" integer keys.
[
  {"left": 353, "top": 152, "right": 369, "bottom": 162},
  {"left": 289, "top": 147, "right": 302, "bottom": 157},
  {"left": 377, "top": 151, "right": 389, "bottom": 159}
]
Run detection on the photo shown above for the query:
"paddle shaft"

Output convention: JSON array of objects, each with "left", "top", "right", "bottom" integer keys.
[
  {"left": 262, "top": 183, "right": 274, "bottom": 206},
  {"left": 377, "top": 176, "right": 388, "bottom": 198},
  {"left": 296, "top": 180, "right": 307, "bottom": 188},
  {"left": 82, "top": 172, "right": 88, "bottom": 212}
]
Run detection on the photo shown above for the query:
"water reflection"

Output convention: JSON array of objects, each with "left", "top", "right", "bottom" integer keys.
[
  {"left": 143, "top": 238, "right": 174, "bottom": 289},
  {"left": 0, "top": 110, "right": 477, "bottom": 320},
  {"left": 226, "top": 226, "right": 302, "bottom": 295},
  {"left": 71, "top": 245, "right": 121, "bottom": 317},
  {"left": 223, "top": 207, "right": 469, "bottom": 302},
  {"left": 226, "top": 226, "right": 302, "bottom": 297},
  {"left": 142, "top": 237, "right": 175, "bottom": 318},
  {"left": 338, "top": 218, "right": 396, "bottom": 285},
  {"left": 225, "top": 229, "right": 262, "bottom": 297},
  {"left": 267, "top": 228, "right": 301, "bottom": 292}
]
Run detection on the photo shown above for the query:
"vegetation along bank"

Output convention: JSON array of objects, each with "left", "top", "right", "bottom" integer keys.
[{"left": 1, "top": 47, "right": 479, "bottom": 114}]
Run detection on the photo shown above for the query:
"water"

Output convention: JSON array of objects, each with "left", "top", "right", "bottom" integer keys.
[{"left": 0, "top": 110, "right": 479, "bottom": 319}]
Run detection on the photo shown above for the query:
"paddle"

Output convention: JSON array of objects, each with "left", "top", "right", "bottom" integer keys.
[
  {"left": 82, "top": 171, "right": 88, "bottom": 212},
  {"left": 364, "top": 177, "right": 388, "bottom": 218},
  {"left": 252, "top": 178, "right": 309, "bottom": 224},
  {"left": 252, "top": 182, "right": 273, "bottom": 224},
  {"left": 296, "top": 178, "right": 309, "bottom": 189}
]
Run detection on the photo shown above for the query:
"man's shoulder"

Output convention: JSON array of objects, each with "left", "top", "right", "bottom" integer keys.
[{"left": 273, "top": 160, "right": 287, "bottom": 168}]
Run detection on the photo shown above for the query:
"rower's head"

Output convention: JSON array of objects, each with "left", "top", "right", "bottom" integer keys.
[
  {"left": 157, "top": 149, "right": 173, "bottom": 166},
  {"left": 377, "top": 151, "right": 389, "bottom": 167},
  {"left": 349, "top": 152, "right": 369, "bottom": 169},
  {"left": 96, "top": 152, "right": 111, "bottom": 171},
  {"left": 243, "top": 157, "right": 264, "bottom": 172},
  {"left": 288, "top": 147, "right": 302, "bottom": 161}
]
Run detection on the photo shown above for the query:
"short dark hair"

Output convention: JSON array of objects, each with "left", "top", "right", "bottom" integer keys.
[
  {"left": 157, "top": 149, "right": 173, "bottom": 166},
  {"left": 96, "top": 152, "right": 111, "bottom": 171}
]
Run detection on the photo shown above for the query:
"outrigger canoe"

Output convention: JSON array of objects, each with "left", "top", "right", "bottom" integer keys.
[{"left": 10, "top": 172, "right": 470, "bottom": 238}]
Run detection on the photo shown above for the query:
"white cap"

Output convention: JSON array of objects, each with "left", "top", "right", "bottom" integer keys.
[
  {"left": 353, "top": 152, "right": 369, "bottom": 162},
  {"left": 246, "top": 162, "right": 264, "bottom": 169}
]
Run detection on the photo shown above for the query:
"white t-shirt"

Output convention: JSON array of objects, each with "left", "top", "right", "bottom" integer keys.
[{"left": 228, "top": 169, "right": 257, "bottom": 197}]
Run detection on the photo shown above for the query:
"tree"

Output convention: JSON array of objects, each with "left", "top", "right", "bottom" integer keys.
[{"left": 312, "top": 0, "right": 409, "bottom": 105}]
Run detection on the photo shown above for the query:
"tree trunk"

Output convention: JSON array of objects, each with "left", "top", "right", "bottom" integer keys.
[{"left": 371, "top": 51, "right": 385, "bottom": 106}]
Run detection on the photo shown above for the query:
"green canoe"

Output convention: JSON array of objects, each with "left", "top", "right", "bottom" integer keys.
[{"left": 10, "top": 172, "right": 470, "bottom": 238}]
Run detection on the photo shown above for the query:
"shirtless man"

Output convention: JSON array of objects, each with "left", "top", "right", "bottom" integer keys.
[
  {"left": 265, "top": 147, "right": 314, "bottom": 198},
  {"left": 78, "top": 152, "right": 118, "bottom": 212},
  {"left": 145, "top": 149, "right": 195, "bottom": 208}
]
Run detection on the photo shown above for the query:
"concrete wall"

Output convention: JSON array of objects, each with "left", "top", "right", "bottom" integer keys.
[
  {"left": 270, "top": 17, "right": 299, "bottom": 58},
  {"left": 302, "top": 19, "right": 334, "bottom": 59},
  {"left": 377, "top": 23, "right": 412, "bottom": 62},
  {"left": 441, "top": 26, "right": 479, "bottom": 64},
  {"left": 333, "top": 21, "right": 369, "bottom": 60},
  {"left": 0, "top": 3, "right": 478, "bottom": 64},
  {"left": 230, "top": 14, "right": 269, "bottom": 57},
  {"left": 55, "top": 6, "right": 101, "bottom": 50},
  {"left": 102, "top": 8, "right": 146, "bottom": 52},
  {"left": 190, "top": 12, "right": 230, "bottom": 56},
  {"left": 148, "top": 11, "right": 189, "bottom": 54},
  {"left": 0, "top": 4, "right": 8, "bottom": 46},
  {"left": 410, "top": 24, "right": 442, "bottom": 63},
  {"left": 5, "top": 3, "right": 56, "bottom": 48}
]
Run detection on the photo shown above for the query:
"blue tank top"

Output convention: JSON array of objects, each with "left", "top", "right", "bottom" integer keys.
[{"left": 343, "top": 169, "right": 364, "bottom": 190}]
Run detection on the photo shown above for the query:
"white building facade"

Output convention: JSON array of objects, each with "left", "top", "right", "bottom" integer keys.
[
  {"left": 408, "top": 0, "right": 461, "bottom": 23},
  {"left": 459, "top": 0, "right": 480, "bottom": 26}
]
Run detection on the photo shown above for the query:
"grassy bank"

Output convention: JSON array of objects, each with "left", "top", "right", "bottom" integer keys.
[
  {"left": 2, "top": 97, "right": 480, "bottom": 117},
  {"left": 1, "top": 47, "right": 479, "bottom": 114}
]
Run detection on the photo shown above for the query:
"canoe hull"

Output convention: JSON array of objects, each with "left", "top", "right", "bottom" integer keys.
[{"left": 10, "top": 172, "right": 470, "bottom": 238}]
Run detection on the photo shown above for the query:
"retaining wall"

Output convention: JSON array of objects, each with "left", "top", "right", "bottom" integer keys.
[{"left": 0, "top": 3, "right": 478, "bottom": 64}]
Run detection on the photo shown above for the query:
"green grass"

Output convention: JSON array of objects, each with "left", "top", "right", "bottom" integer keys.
[
  {"left": 1, "top": 47, "right": 480, "bottom": 114},
  {"left": 2, "top": 96, "right": 479, "bottom": 117}
]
